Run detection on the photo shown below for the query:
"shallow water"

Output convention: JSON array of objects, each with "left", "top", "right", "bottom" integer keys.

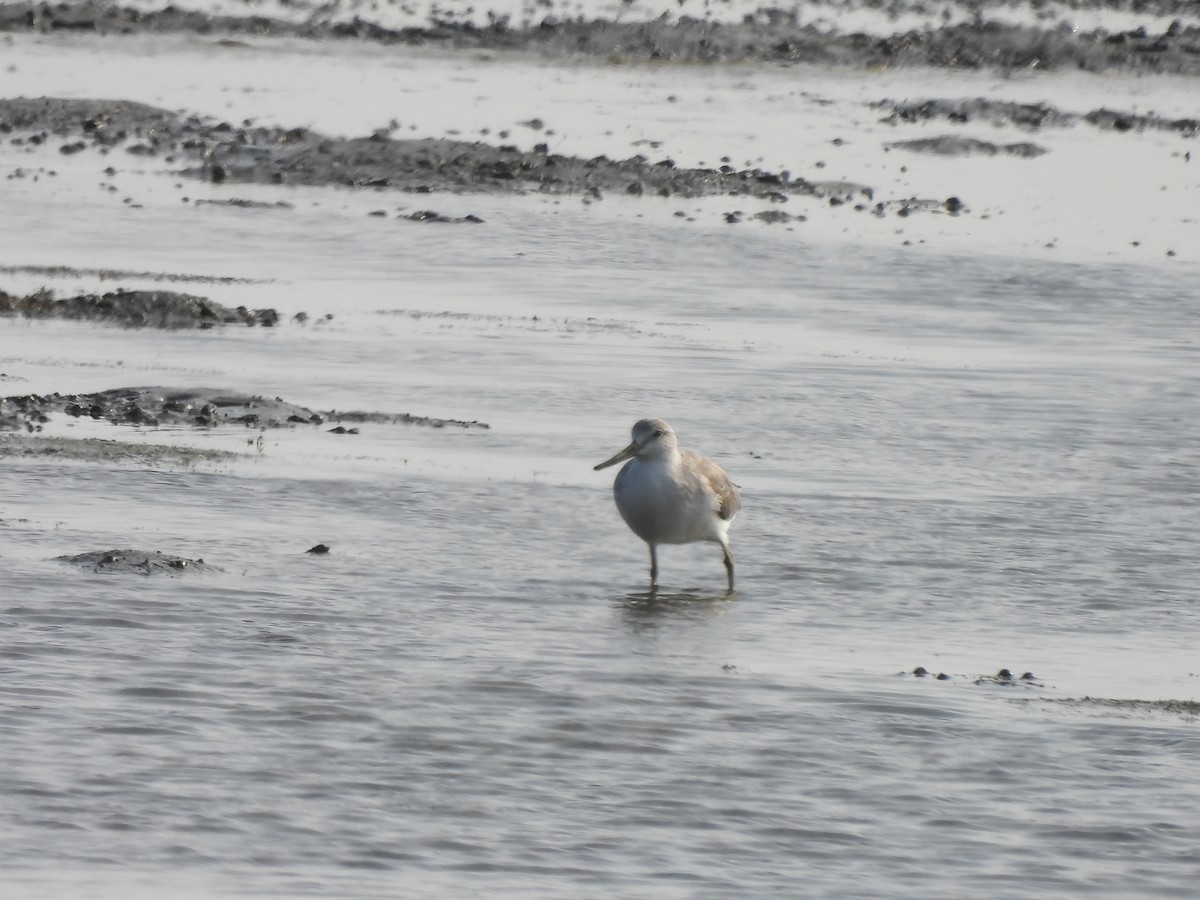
[
  {"left": 5, "top": 185, "right": 1200, "bottom": 897},
  {"left": 3, "top": 27, "right": 1200, "bottom": 900}
]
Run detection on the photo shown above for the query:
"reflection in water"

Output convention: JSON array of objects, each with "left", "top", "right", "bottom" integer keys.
[{"left": 614, "top": 587, "right": 737, "bottom": 633}]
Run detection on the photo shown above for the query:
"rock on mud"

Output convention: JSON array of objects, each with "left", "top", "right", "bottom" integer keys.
[{"left": 57, "top": 549, "right": 223, "bottom": 575}]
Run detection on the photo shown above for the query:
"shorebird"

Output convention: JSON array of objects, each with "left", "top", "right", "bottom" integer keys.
[{"left": 594, "top": 418, "right": 740, "bottom": 591}]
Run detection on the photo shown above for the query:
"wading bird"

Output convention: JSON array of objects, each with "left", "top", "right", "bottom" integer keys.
[{"left": 594, "top": 418, "right": 740, "bottom": 591}]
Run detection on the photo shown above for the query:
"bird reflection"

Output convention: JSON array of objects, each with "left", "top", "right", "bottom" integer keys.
[{"left": 613, "top": 587, "right": 737, "bottom": 633}]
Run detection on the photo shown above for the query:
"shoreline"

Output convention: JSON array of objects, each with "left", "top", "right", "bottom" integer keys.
[{"left": 2, "top": 1, "right": 1199, "bottom": 76}]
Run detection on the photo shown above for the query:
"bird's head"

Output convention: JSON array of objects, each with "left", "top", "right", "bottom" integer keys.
[{"left": 594, "top": 418, "right": 677, "bottom": 470}]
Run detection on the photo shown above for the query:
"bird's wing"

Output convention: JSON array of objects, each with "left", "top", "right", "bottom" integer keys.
[
  {"left": 715, "top": 474, "right": 741, "bottom": 521},
  {"left": 685, "top": 450, "right": 741, "bottom": 520}
]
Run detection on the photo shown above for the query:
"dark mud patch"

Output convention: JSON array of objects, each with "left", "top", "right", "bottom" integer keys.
[
  {"left": 57, "top": 549, "right": 223, "bottom": 576},
  {"left": 0, "top": 264, "right": 266, "bottom": 285},
  {"left": 0, "top": 286, "right": 280, "bottom": 328},
  {"left": 878, "top": 98, "right": 1076, "bottom": 131},
  {"left": 1025, "top": 697, "right": 1200, "bottom": 720},
  {"left": 888, "top": 136, "right": 1048, "bottom": 158},
  {"left": 374, "top": 307, "right": 666, "bottom": 342},
  {"left": 2, "top": 387, "right": 491, "bottom": 432},
  {"left": 722, "top": 209, "right": 808, "bottom": 225},
  {"left": 751, "top": 210, "right": 806, "bottom": 225},
  {"left": 1083, "top": 107, "right": 1200, "bottom": 136},
  {"left": 0, "top": 97, "right": 970, "bottom": 215},
  {"left": 403, "top": 209, "right": 485, "bottom": 224},
  {"left": 194, "top": 198, "right": 295, "bottom": 211},
  {"left": 0, "top": 433, "right": 238, "bottom": 467},
  {"left": 3, "top": 387, "right": 325, "bottom": 429},
  {"left": 0, "top": 97, "right": 834, "bottom": 202},
  {"left": 324, "top": 410, "right": 489, "bottom": 430},
  {"left": 876, "top": 98, "right": 1200, "bottom": 137},
  {"left": 873, "top": 196, "right": 966, "bottom": 217},
  {"left": 1, "top": 3, "right": 1199, "bottom": 76}
]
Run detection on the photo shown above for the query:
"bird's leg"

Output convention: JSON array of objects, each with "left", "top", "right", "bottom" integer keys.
[
  {"left": 722, "top": 542, "right": 735, "bottom": 591},
  {"left": 648, "top": 544, "right": 659, "bottom": 591}
]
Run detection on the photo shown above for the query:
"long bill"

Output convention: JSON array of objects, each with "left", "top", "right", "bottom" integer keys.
[{"left": 593, "top": 442, "right": 638, "bottom": 471}]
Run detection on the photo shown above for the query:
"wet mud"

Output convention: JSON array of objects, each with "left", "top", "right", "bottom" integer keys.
[
  {"left": 875, "top": 98, "right": 1200, "bottom": 138},
  {"left": 0, "top": 97, "right": 831, "bottom": 202},
  {"left": 1032, "top": 697, "right": 1200, "bottom": 719},
  {"left": 1, "top": 2, "right": 1199, "bottom": 76},
  {"left": 2, "top": 387, "right": 326, "bottom": 430},
  {"left": 888, "top": 136, "right": 1048, "bottom": 158},
  {"left": 0, "top": 432, "right": 239, "bottom": 466},
  {"left": 192, "top": 198, "right": 296, "bottom": 211},
  {"left": 318, "top": 409, "right": 489, "bottom": 429},
  {"left": 57, "top": 548, "right": 224, "bottom": 575},
  {"left": 1, "top": 286, "right": 281, "bottom": 328},
  {"left": 911, "top": 666, "right": 1200, "bottom": 719},
  {"left": 0, "top": 264, "right": 265, "bottom": 285},
  {"left": 2, "top": 90, "right": 1183, "bottom": 226},
  {"left": 1, "top": 387, "right": 491, "bottom": 432},
  {"left": 402, "top": 209, "right": 485, "bottom": 224},
  {"left": 0, "top": 7, "right": 1192, "bottom": 227}
]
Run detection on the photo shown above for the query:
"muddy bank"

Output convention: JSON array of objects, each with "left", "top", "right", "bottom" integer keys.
[
  {"left": 1, "top": 387, "right": 491, "bottom": 432},
  {"left": 1033, "top": 697, "right": 1200, "bottom": 718},
  {"left": 0, "top": 98, "right": 967, "bottom": 219},
  {"left": 4, "top": 90, "right": 1186, "bottom": 218},
  {"left": 321, "top": 409, "right": 489, "bottom": 429},
  {"left": 0, "top": 432, "right": 240, "bottom": 466},
  {"left": 2, "top": 388, "right": 326, "bottom": 430},
  {"left": 888, "top": 136, "right": 1047, "bottom": 158},
  {"left": 57, "top": 548, "right": 223, "bottom": 575},
  {"left": 0, "top": 97, "right": 830, "bottom": 202},
  {"left": 910, "top": 665, "right": 1200, "bottom": 719},
  {"left": 1, "top": 2, "right": 1198, "bottom": 75},
  {"left": 0, "top": 286, "right": 281, "bottom": 328},
  {"left": 876, "top": 98, "right": 1200, "bottom": 137},
  {"left": 0, "top": 263, "right": 265, "bottom": 285}
]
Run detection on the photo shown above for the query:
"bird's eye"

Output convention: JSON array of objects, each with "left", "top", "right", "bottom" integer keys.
[{"left": 653, "top": 430, "right": 663, "bottom": 438}]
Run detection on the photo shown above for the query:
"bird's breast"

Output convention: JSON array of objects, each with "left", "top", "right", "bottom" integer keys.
[{"left": 613, "top": 458, "right": 721, "bottom": 545}]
